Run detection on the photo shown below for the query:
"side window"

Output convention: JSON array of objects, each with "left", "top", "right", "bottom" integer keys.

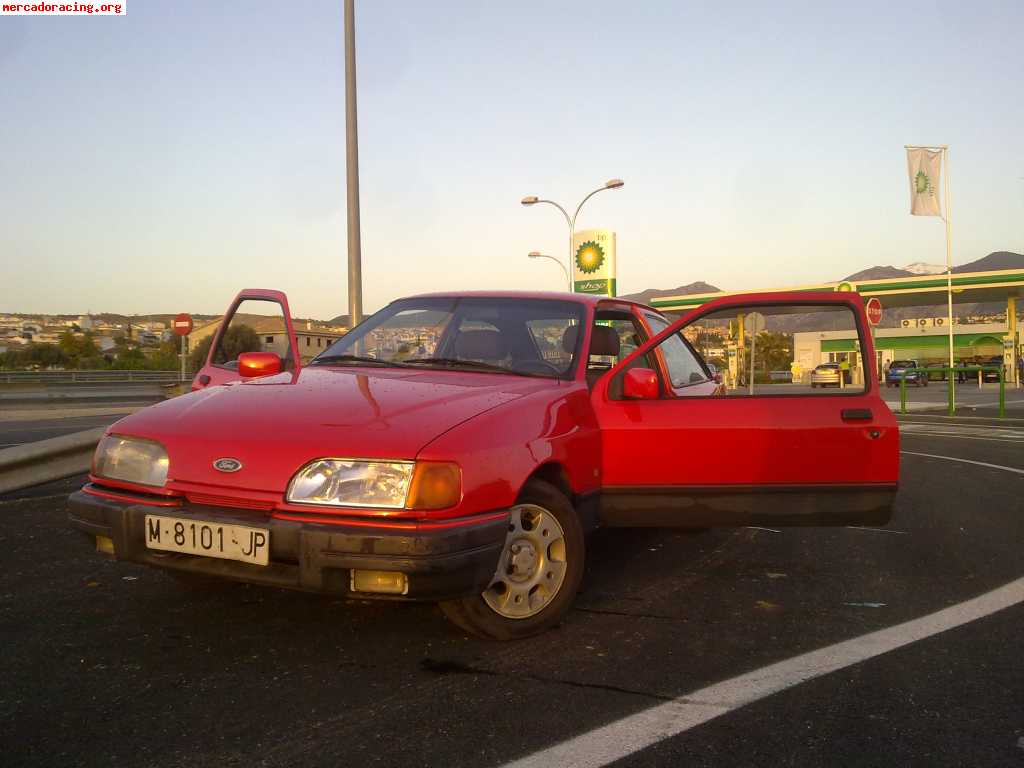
[
  {"left": 526, "top": 317, "right": 578, "bottom": 371},
  {"left": 685, "top": 303, "right": 866, "bottom": 396},
  {"left": 211, "top": 298, "right": 293, "bottom": 370},
  {"left": 645, "top": 314, "right": 709, "bottom": 389}
]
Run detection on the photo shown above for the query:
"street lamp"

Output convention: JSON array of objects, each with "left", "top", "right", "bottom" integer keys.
[
  {"left": 521, "top": 178, "right": 624, "bottom": 291},
  {"left": 527, "top": 252, "right": 571, "bottom": 291}
]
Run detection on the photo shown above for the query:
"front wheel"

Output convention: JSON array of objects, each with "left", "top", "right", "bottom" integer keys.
[{"left": 439, "top": 479, "right": 584, "bottom": 640}]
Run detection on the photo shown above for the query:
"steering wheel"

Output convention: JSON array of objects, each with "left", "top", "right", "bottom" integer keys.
[{"left": 514, "top": 359, "right": 562, "bottom": 376}]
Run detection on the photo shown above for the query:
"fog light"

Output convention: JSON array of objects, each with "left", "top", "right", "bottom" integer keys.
[
  {"left": 350, "top": 570, "right": 408, "bottom": 595},
  {"left": 95, "top": 535, "right": 115, "bottom": 555}
]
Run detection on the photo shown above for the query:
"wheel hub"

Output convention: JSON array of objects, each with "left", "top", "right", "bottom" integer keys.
[
  {"left": 482, "top": 503, "right": 569, "bottom": 620},
  {"left": 508, "top": 541, "right": 538, "bottom": 580}
]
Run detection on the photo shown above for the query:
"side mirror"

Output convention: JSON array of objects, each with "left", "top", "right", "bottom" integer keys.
[
  {"left": 623, "top": 367, "right": 659, "bottom": 400},
  {"left": 238, "top": 352, "right": 282, "bottom": 378},
  {"left": 713, "top": 372, "right": 723, "bottom": 385}
]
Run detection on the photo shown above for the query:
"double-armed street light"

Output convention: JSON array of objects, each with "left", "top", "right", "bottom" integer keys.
[{"left": 521, "top": 178, "right": 624, "bottom": 291}]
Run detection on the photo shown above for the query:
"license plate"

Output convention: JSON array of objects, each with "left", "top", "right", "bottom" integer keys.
[{"left": 144, "top": 515, "right": 269, "bottom": 566}]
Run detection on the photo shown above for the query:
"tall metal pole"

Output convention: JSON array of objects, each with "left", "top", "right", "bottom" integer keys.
[
  {"left": 943, "top": 146, "right": 954, "bottom": 409},
  {"left": 344, "top": 0, "right": 363, "bottom": 327}
]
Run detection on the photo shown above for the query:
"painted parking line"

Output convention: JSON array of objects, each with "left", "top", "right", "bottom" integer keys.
[
  {"left": 899, "top": 450, "right": 1024, "bottom": 475},
  {"left": 502, "top": 452, "right": 1024, "bottom": 768},
  {"left": 898, "top": 423, "right": 1024, "bottom": 443}
]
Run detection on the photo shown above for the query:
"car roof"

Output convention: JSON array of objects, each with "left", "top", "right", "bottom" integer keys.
[{"left": 403, "top": 290, "right": 653, "bottom": 311}]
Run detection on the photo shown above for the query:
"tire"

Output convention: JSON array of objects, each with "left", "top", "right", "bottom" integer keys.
[{"left": 439, "top": 478, "right": 584, "bottom": 640}]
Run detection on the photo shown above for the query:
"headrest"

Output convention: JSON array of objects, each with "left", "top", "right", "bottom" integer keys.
[
  {"left": 453, "top": 330, "right": 508, "bottom": 361},
  {"left": 561, "top": 325, "right": 579, "bottom": 353},
  {"left": 589, "top": 325, "right": 620, "bottom": 357},
  {"left": 561, "top": 325, "right": 620, "bottom": 357}
]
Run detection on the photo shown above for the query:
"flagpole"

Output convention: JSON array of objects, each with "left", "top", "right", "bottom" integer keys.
[
  {"left": 906, "top": 143, "right": 955, "bottom": 409},
  {"left": 942, "top": 145, "right": 954, "bottom": 410}
]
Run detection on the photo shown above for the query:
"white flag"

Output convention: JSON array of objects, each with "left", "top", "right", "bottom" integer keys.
[{"left": 906, "top": 148, "right": 943, "bottom": 216}]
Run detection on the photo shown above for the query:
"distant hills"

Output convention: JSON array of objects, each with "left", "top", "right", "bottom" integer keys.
[
  {"left": 841, "top": 251, "right": 1024, "bottom": 283},
  {"left": 619, "top": 251, "right": 1023, "bottom": 306}
]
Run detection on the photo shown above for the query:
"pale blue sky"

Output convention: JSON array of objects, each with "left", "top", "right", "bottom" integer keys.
[{"left": 1, "top": 0, "right": 1022, "bottom": 318}]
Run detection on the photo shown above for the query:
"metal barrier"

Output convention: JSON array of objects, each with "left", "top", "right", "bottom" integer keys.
[
  {"left": 0, "top": 370, "right": 181, "bottom": 384},
  {"left": 897, "top": 367, "right": 1005, "bottom": 418},
  {"left": 0, "top": 427, "right": 105, "bottom": 495}
]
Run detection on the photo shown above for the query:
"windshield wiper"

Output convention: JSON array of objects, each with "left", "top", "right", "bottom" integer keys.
[
  {"left": 403, "top": 357, "right": 519, "bottom": 374},
  {"left": 309, "top": 354, "right": 410, "bottom": 367}
]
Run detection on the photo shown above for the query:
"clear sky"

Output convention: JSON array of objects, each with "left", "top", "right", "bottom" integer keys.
[{"left": 2, "top": 0, "right": 1022, "bottom": 319}]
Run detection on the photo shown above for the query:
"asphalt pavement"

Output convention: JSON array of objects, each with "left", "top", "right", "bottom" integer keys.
[
  {"left": 1, "top": 418, "right": 1021, "bottom": 767},
  {"left": 0, "top": 409, "right": 143, "bottom": 449}
]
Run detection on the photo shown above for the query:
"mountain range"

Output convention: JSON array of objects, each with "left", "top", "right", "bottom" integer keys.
[{"left": 619, "top": 251, "right": 1024, "bottom": 306}]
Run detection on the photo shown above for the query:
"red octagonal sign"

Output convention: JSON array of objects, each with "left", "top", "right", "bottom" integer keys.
[
  {"left": 172, "top": 313, "right": 193, "bottom": 337},
  {"left": 866, "top": 298, "right": 883, "bottom": 326}
]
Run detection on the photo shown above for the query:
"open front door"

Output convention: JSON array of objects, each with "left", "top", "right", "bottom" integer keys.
[
  {"left": 192, "top": 289, "right": 301, "bottom": 390},
  {"left": 591, "top": 292, "right": 899, "bottom": 528}
]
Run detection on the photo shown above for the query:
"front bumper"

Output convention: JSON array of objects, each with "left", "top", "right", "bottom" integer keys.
[{"left": 68, "top": 488, "right": 508, "bottom": 601}]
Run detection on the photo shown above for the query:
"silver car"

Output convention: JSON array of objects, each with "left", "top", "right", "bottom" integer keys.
[{"left": 811, "top": 363, "right": 842, "bottom": 387}]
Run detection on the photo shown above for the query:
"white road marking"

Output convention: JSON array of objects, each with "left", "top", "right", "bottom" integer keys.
[
  {"left": 502, "top": 452, "right": 1024, "bottom": 768},
  {"left": 900, "top": 450, "right": 1024, "bottom": 476},
  {"left": 505, "top": 576, "right": 1024, "bottom": 768},
  {"left": 898, "top": 423, "right": 1024, "bottom": 441},
  {"left": 846, "top": 526, "right": 908, "bottom": 535}
]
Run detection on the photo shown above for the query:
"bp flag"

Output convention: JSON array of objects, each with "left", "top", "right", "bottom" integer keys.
[{"left": 906, "top": 148, "right": 943, "bottom": 216}]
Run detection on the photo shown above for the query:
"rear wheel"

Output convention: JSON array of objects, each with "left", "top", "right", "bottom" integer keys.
[{"left": 439, "top": 479, "right": 584, "bottom": 640}]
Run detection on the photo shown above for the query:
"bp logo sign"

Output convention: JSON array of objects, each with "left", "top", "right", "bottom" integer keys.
[
  {"left": 575, "top": 241, "right": 606, "bottom": 274},
  {"left": 914, "top": 170, "right": 934, "bottom": 196}
]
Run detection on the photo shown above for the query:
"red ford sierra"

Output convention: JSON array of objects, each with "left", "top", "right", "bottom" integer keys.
[{"left": 69, "top": 289, "right": 899, "bottom": 639}]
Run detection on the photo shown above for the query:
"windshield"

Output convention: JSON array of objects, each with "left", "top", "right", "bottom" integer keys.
[
  {"left": 313, "top": 297, "right": 585, "bottom": 378},
  {"left": 891, "top": 360, "right": 917, "bottom": 368}
]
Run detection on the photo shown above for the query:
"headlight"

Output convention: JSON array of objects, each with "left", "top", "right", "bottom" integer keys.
[
  {"left": 93, "top": 435, "right": 169, "bottom": 487},
  {"left": 286, "top": 459, "right": 461, "bottom": 510},
  {"left": 286, "top": 459, "right": 415, "bottom": 509}
]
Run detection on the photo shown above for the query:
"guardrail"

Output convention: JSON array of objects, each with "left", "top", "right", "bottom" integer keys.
[
  {"left": 0, "top": 427, "right": 104, "bottom": 495},
  {"left": 897, "top": 367, "right": 1005, "bottom": 417},
  {"left": 0, "top": 370, "right": 183, "bottom": 384}
]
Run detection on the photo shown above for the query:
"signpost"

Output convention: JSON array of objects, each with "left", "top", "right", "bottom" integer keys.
[
  {"left": 172, "top": 313, "right": 193, "bottom": 383},
  {"left": 745, "top": 311, "right": 766, "bottom": 395},
  {"left": 571, "top": 229, "right": 617, "bottom": 297},
  {"left": 865, "top": 298, "right": 882, "bottom": 383},
  {"left": 866, "top": 297, "right": 883, "bottom": 326}
]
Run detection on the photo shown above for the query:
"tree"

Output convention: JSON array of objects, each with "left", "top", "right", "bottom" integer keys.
[
  {"left": 188, "top": 324, "right": 261, "bottom": 371},
  {"left": 59, "top": 331, "right": 100, "bottom": 368}
]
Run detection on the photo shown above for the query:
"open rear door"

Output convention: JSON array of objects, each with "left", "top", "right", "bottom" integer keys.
[
  {"left": 590, "top": 292, "right": 899, "bottom": 528},
  {"left": 191, "top": 289, "right": 300, "bottom": 390}
]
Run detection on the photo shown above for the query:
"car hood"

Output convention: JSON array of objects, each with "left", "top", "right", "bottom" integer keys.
[{"left": 108, "top": 367, "right": 559, "bottom": 493}]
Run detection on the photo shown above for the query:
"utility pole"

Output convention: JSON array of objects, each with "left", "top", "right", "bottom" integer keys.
[{"left": 344, "top": 0, "right": 363, "bottom": 327}]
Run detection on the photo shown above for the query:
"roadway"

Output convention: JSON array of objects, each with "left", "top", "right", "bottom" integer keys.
[
  {"left": 0, "top": 406, "right": 151, "bottom": 449},
  {"left": 1, "top": 418, "right": 1021, "bottom": 766}
]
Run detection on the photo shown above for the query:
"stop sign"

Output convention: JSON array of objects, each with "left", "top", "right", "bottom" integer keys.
[
  {"left": 172, "top": 313, "right": 193, "bottom": 337},
  {"left": 866, "top": 298, "right": 883, "bottom": 326}
]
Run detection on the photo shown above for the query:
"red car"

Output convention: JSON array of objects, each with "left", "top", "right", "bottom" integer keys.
[{"left": 69, "top": 289, "right": 899, "bottom": 639}]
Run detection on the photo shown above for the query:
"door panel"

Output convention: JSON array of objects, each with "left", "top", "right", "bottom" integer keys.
[
  {"left": 592, "top": 293, "right": 899, "bottom": 527},
  {"left": 192, "top": 289, "right": 300, "bottom": 390}
]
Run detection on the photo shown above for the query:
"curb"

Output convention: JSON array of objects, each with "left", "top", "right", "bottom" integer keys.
[{"left": 0, "top": 427, "right": 105, "bottom": 495}]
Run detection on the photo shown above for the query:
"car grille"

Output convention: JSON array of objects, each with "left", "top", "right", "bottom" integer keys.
[{"left": 186, "top": 493, "right": 275, "bottom": 511}]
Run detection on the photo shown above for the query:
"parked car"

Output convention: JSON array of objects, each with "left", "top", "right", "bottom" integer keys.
[
  {"left": 886, "top": 359, "right": 927, "bottom": 387},
  {"left": 979, "top": 356, "right": 1005, "bottom": 382},
  {"left": 68, "top": 290, "right": 899, "bottom": 639},
  {"left": 810, "top": 363, "right": 842, "bottom": 387},
  {"left": 924, "top": 362, "right": 948, "bottom": 381}
]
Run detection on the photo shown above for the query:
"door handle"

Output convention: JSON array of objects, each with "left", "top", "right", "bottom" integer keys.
[{"left": 841, "top": 408, "right": 872, "bottom": 421}]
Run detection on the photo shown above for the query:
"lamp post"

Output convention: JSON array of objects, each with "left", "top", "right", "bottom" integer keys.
[
  {"left": 527, "top": 252, "right": 571, "bottom": 291},
  {"left": 521, "top": 178, "right": 624, "bottom": 291}
]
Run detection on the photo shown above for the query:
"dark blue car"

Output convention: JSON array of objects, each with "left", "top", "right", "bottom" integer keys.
[{"left": 886, "top": 359, "right": 927, "bottom": 387}]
